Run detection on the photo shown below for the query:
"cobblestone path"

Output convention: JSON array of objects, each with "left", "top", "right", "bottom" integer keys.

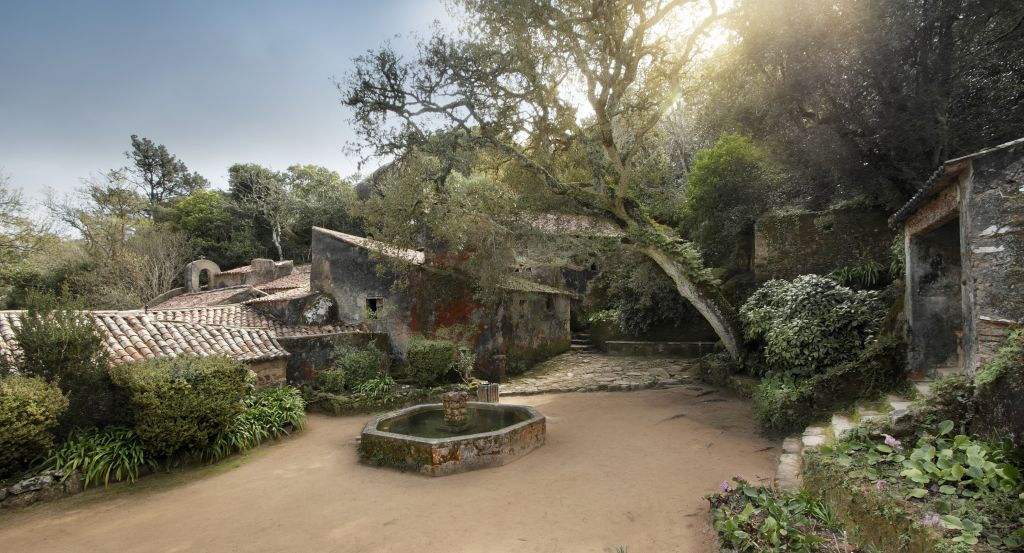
[{"left": 501, "top": 351, "right": 697, "bottom": 395}]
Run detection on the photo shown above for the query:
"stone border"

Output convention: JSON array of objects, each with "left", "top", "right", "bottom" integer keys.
[
  {"left": 0, "top": 471, "right": 83, "bottom": 511},
  {"left": 359, "top": 402, "right": 545, "bottom": 476}
]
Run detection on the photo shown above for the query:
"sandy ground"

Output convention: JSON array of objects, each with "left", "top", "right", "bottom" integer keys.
[{"left": 0, "top": 387, "right": 778, "bottom": 553}]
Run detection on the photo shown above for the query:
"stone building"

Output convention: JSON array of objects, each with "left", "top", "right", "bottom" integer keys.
[
  {"left": 890, "top": 137, "right": 1024, "bottom": 378},
  {"left": 310, "top": 227, "right": 573, "bottom": 381}
]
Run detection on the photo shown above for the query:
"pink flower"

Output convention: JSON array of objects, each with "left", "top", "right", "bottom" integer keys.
[
  {"left": 875, "top": 480, "right": 887, "bottom": 490},
  {"left": 719, "top": 481, "right": 732, "bottom": 492},
  {"left": 883, "top": 434, "right": 902, "bottom": 450},
  {"left": 734, "top": 474, "right": 744, "bottom": 481},
  {"left": 922, "top": 513, "right": 942, "bottom": 527}
]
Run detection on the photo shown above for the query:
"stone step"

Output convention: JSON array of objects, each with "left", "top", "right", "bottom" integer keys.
[
  {"left": 571, "top": 339, "right": 590, "bottom": 344},
  {"left": 570, "top": 344, "right": 595, "bottom": 351},
  {"left": 831, "top": 414, "right": 855, "bottom": 439}
]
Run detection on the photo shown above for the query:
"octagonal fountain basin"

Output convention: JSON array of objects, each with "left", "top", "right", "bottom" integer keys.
[{"left": 359, "top": 400, "right": 546, "bottom": 477}]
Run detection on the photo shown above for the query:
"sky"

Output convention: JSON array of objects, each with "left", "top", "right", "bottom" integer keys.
[{"left": 0, "top": 0, "right": 452, "bottom": 205}]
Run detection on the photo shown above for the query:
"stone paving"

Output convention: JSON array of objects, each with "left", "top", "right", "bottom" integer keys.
[{"left": 501, "top": 351, "right": 696, "bottom": 395}]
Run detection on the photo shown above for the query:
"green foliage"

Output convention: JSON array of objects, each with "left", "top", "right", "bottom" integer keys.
[
  {"left": 587, "top": 254, "right": 709, "bottom": 336},
  {"left": 202, "top": 386, "right": 306, "bottom": 462},
  {"left": 313, "top": 368, "right": 346, "bottom": 394},
  {"left": 353, "top": 375, "right": 397, "bottom": 400},
  {"left": 109, "top": 355, "right": 249, "bottom": 457},
  {"left": 0, "top": 375, "right": 68, "bottom": 477},
  {"left": 14, "top": 291, "right": 110, "bottom": 383},
  {"left": 913, "top": 373, "right": 975, "bottom": 428},
  {"left": 697, "top": 352, "right": 740, "bottom": 388},
  {"left": 162, "top": 189, "right": 263, "bottom": 268},
  {"left": 333, "top": 343, "right": 388, "bottom": 390},
  {"left": 680, "top": 134, "right": 781, "bottom": 269},
  {"left": 817, "top": 423, "right": 1024, "bottom": 549},
  {"left": 741, "top": 275, "right": 884, "bottom": 378},
  {"left": 832, "top": 256, "right": 886, "bottom": 290},
  {"left": 404, "top": 338, "right": 456, "bottom": 387},
  {"left": 453, "top": 345, "right": 476, "bottom": 383},
  {"left": 753, "top": 336, "right": 904, "bottom": 435},
  {"left": 707, "top": 477, "right": 849, "bottom": 552},
  {"left": 43, "top": 427, "right": 154, "bottom": 488},
  {"left": 975, "top": 329, "right": 1023, "bottom": 391}
]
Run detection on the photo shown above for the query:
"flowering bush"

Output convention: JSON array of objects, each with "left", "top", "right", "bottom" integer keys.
[{"left": 740, "top": 275, "right": 884, "bottom": 377}]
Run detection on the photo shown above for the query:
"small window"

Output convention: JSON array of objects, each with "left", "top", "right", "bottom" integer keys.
[
  {"left": 545, "top": 296, "right": 554, "bottom": 311},
  {"left": 366, "top": 297, "right": 383, "bottom": 318},
  {"left": 590, "top": 263, "right": 598, "bottom": 272}
]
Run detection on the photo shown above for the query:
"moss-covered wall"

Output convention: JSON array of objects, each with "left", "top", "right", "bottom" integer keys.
[{"left": 753, "top": 207, "right": 893, "bottom": 281}]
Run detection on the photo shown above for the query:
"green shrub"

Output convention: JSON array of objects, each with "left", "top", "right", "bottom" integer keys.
[
  {"left": 697, "top": 352, "right": 740, "bottom": 387},
  {"left": 753, "top": 336, "right": 904, "bottom": 435},
  {"left": 707, "top": 476, "right": 850, "bottom": 552},
  {"left": 0, "top": 375, "right": 68, "bottom": 477},
  {"left": 109, "top": 356, "right": 249, "bottom": 457},
  {"left": 333, "top": 343, "right": 387, "bottom": 390},
  {"left": 913, "top": 373, "right": 975, "bottom": 428},
  {"left": 354, "top": 375, "right": 397, "bottom": 400},
  {"left": 202, "top": 386, "right": 306, "bottom": 462},
  {"left": 313, "top": 368, "right": 346, "bottom": 394},
  {"left": 43, "top": 427, "right": 154, "bottom": 488},
  {"left": 13, "top": 292, "right": 122, "bottom": 431},
  {"left": 740, "top": 274, "right": 884, "bottom": 378},
  {"left": 404, "top": 338, "right": 456, "bottom": 387}
]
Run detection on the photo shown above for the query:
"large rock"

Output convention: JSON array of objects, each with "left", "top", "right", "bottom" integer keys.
[{"left": 8, "top": 474, "right": 53, "bottom": 495}]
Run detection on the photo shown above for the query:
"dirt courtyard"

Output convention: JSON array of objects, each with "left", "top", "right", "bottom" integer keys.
[{"left": 0, "top": 387, "right": 778, "bottom": 553}]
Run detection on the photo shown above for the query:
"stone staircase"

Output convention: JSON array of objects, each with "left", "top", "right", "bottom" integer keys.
[
  {"left": 570, "top": 331, "right": 597, "bottom": 353},
  {"left": 775, "top": 372, "right": 952, "bottom": 491}
]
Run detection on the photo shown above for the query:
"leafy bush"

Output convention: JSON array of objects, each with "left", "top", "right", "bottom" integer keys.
[
  {"left": 353, "top": 375, "right": 397, "bottom": 400},
  {"left": 109, "top": 356, "right": 249, "bottom": 457},
  {"left": 707, "top": 476, "right": 850, "bottom": 552},
  {"left": 753, "top": 336, "right": 904, "bottom": 435},
  {"left": 405, "top": 338, "right": 456, "bottom": 387},
  {"left": 0, "top": 375, "right": 68, "bottom": 477},
  {"left": 13, "top": 292, "right": 122, "bottom": 430},
  {"left": 43, "top": 427, "right": 154, "bottom": 488},
  {"left": 741, "top": 275, "right": 884, "bottom": 377},
  {"left": 202, "top": 386, "right": 306, "bottom": 462},
  {"left": 313, "top": 368, "right": 346, "bottom": 394},
  {"left": 817, "top": 423, "right": 1024, "bottom": 549},
  {"left": 333, "top": 343, "right": 387, "bottom": 390},
  {"left": 697, "top": 352, "right": 740, "bottom": 387},
  {"left": 912, "top": 373, "right": 975, "bottom": 429}
]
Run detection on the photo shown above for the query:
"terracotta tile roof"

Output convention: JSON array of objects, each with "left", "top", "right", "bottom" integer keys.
[
  {"left": 150, "top": 286, "right": 263, "bottom": 309},
  {"left": 245, "top": 285, "right": 314, "bottom": 305},
  {"left": 148, "top": 304, "right": 363, "bottom": 338},
  {"left": 0, "top": 311, "right": 290, "bottom": 365},
  {"left": 314, "top": 227, "right": 426, "bottom": 265},
  {"left": 255, "top": 267, "right": 311, "bottom": 293}
]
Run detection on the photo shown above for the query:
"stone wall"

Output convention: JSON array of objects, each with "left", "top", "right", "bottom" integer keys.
[
  {"left": 279, "top": 332, "right": 390, "bottom": 384},
  {"left": 310, "top": 229, "right": 571, "bottom": 381},
  {"left": 247, "top": 358, "right": 287, "bottom": 387},
  {"left": 753, "top": 207, "right": 893, "bottom": 281},
  {"left": 0, "top": 471, "right": 82, "bottom": 510}
]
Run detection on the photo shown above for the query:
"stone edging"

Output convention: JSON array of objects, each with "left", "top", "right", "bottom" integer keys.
[{"left": 0, "top": 471, "right": 83, "bottom": 511}]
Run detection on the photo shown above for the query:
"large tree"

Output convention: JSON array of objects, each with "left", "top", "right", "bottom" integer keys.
[
  {"left": 342, "top": 0, "right": 747, "bottom": 357},
  {"left": 125, "top": 135, "right": 208, "bottom": 212}
]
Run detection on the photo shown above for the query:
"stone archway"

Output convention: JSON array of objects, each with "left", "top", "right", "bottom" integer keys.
[{"left": 184, "top": 259, "right": 221, "bottom": 293}]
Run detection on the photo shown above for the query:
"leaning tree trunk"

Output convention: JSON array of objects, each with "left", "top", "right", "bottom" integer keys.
[{"left": 640, "top": 245, "right": 745, "bottom": 360}]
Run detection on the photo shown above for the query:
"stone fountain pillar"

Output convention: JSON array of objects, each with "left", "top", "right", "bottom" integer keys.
[{"left": 442, "top": 391, "right": 470, "bottom": 432}]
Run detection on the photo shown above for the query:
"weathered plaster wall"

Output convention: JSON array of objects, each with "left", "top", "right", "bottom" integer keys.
[
  {"left": 960, "top": 144, "right": 1024, "bottom": 373},
  {"left": 754, "top": 208, "right": 893, "bottom": 281},
  {"left": 247, "top": 358, "right": 287, "bottom": 387}
]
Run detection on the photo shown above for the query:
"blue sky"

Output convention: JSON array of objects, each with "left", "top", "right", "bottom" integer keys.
[{"left": 0, "top": 0, "right": 451, "bottom": 204}]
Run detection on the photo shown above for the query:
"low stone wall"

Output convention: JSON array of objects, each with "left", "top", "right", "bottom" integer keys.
[
  {"left": 0, "top": 471, "right": 82, "bottom": 510},
  {"left": 603, "top": 340, "right": 719, "bottom": 358}
]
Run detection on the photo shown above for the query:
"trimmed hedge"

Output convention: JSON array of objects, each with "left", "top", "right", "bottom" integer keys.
[
  {"left": 405, "top": 338, "right": 456, "bottom": 387},
  {"left": 109, "top": 356, "right": 249, "bottom": 457},
  {"left": 0, "top": 375, "right": 68, "bottom": 477},
  {"left": 753, "top": 335, "right": 905, "bottom": 435}
]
